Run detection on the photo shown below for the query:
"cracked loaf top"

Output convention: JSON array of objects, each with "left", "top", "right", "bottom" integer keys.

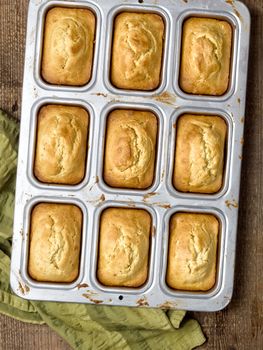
[
  {"left": 166, "top": 212, "right": 219, "bottom": 291},
  {"left": 103, "top": 109, "right": 158, "bottom": 189},
  {"left": 97, "top": 208, "right": 151, "bottom": 287},
  {"left": 173, "top": 114, "right": 227, "bottom": 194},
  {"left": 42, "top": 7, "right": 96, "bottom": 86},
  {"left": 28, "top": 203, "right": 82, "bottom": 282},
  {"left": 180, "top": 17, "right": 232, "bottom": 95},
  {"left": 34, "top": 104, "right": 89, "bottom": 185},
  {"left": 111, "top": 12, "right": 164, "bottom": 90}
]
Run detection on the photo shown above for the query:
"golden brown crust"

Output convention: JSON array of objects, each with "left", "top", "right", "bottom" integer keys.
[
  {"left": 42, "top": 7, "right": 96, "bottom": 86},
  {"left": 34, "top": 104, "right": 89, "bottom": 185},
  {"left": 97, "top": 208, "right": 151, "bottom": 287},
  {"left": 111, "top": 12, "right": 164, "bottom": 90},
  {"left": 104, "top": 109, "right": 157, "bottom": 189},
  {"left": 180, "top": 17, "right": 232, "bottom": 95},
  {"left": 28, "top": 203, "right": 82, "bottom": 282},
  {"left": 173, "top": 114, "right": 227, "bottom": 193},
  {"left": 166, "top": 213, "right": 219, "bottom": 291}
]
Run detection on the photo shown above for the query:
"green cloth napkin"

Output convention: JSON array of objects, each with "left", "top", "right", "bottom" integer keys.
[{"left": 0, "top": 109, "right": 206, "bottom": 350}]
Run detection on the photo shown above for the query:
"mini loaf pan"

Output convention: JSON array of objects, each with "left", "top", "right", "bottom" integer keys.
[{"left": 11, "top": 0, "right": 250, "bottom": 312}]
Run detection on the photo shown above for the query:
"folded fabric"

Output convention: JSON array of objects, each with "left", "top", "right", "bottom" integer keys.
[{"left": 0, "top": 109, "right": 206, "bottom": 350}]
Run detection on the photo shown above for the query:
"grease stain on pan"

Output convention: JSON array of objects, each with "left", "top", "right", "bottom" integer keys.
[
  {"left": 18, "top": 281, "right": 30, "bottom": 295},
  {"left": 88, "top": 195, "right": 106, "bottom": 205},
  {"left": 128, "top": 202, "right": 136, "bottom": 208},
  {"left": 88, "top": 176, "right": 99, "bottom": 191},
  {"left": 111, "top": 98, "right": 121, "bottom": 104},
  {"left": 143, "top": 192, "right": 157, "bottom": 201},
  {"left": 225, "top": 0, "right": 242, "bottom": 20},
  {"left": 33, "top": 87, "right": 38, "bottom": 99},
  {"left": 77, "top": 283, "right": 89, "bottom": 290},
  {"left": 82, "top": 294, "right": 103, "bottom": 304},
  {"left": 224, "top": 295, "right": 232, "bottom": 302},
  {"left": 152, "top": 225, "right": 156, "bottom": 237},
  {"left": 82, "top": 290, "right": 103, "bottom": 304},
  {"left": 92, "top": 92, "right": 108, "bottom": 98},
  {"left": 152, "top": 202, "right": 171, "bottom": 209},
  {"left": 158, "top": 301, "right": 177, "bottom": 309},
  {"left": 153, "top": 92, "right": 177, "bottom": 106},
  {"left": 136, "top": 296, "right": 149, "bottom": 307},
  {"left": 225, "top": 199, "right": 238, "bottom": 209}
]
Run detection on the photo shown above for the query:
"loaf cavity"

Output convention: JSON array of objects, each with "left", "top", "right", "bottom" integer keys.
[
  {"left": 180, "top": 17, "right": 232, "bottom": 95},
  {"left": 42, "top": 7, "right": 96, "bottom": 86},
  {"left": 111, "top": 12, "right": 164, "bottom": 90},
  {"left": 173, "top": 114, "right": 226, "bottom": 193},
  {"left": 97, "top": 208, "right": 151, "bottom": 287},
  {"left": 104, "top": 109, "right": 157, "bottom": 189},
  {"left": 166, "top": 212, "right": 219, "bottom": 291},
  {"left": 28, "top": 203, "right": 82, "bottom": 282},
  {"left": 34, "top": 104, "right": 89, "bottom": 185}
]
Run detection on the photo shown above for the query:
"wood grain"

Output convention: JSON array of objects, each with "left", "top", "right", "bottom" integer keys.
[
  {"left": 0, "top": 0, "right": 262, "bottom": 349},
  {"left": 0, "top": 314, "right": 72, "bottom": 350}
]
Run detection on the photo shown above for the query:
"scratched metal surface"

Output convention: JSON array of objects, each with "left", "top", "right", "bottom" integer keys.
[{"left": 10, "top": 0, "right": 250, "bottom": 311}]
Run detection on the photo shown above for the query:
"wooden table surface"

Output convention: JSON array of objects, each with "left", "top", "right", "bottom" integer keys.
[{"left": 0, "top": 0, "right": 262, "bottom": 349}]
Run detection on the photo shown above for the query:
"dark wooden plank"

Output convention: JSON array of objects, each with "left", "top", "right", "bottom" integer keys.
[
  {"left": 0, "top": 314, "right": 72, "bottom": 350},
  {"left": 0, "top": 0, "right": 28, "bottom": 120},
  {"left": 0, "top": 0, "right": 262, "bottom": 349}
]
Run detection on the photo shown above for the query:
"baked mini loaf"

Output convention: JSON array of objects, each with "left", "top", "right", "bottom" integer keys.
[
  {"left": 97, "top": 208, "right": 151, "bottom": 287},
  {"left": 173, "top": 114, "right": 227, "bottom": 193},
  {"left": 167, "top": 212, "right": 219, "bottom": 291},
  {"left": 104, "top": 109, "right": 157, "bottom": 189},
  {"left": 180, "top": 17, "right": 232, "bottom": 95},
  {"left": 42, "top": 7, "right": 95, "bottom": 86},
  {"left": 34, "top": 104, "right": 89, "bottom": 185},
  {"left": 111, "top": 12, "right": 164, "bottom": 90},
  {"left": 28, "top": 203, "right": 82, "bottom": 282}
]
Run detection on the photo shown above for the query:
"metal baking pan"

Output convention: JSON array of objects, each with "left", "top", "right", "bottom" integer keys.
[{"left": 10, "top": 0, "right": 250, "bottom": 311}]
